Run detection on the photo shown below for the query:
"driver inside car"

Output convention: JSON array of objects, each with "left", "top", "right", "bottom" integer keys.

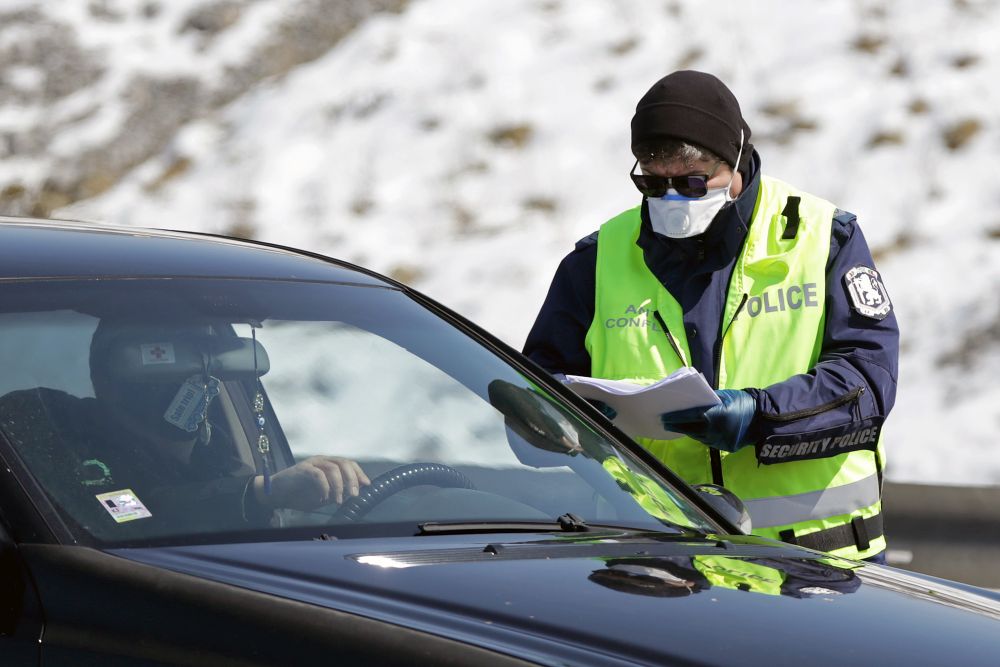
[{"left": 3, "top": 319, "right": 369, "bottom": 533}]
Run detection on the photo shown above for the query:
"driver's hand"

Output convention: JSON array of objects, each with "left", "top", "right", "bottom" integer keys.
[{"left": 254, "top": 456, "right": 371, "bottom": 510}]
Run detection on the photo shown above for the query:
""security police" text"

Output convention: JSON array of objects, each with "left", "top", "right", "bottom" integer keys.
[{"left": 758, "top": 425, "right": 880, "bottom": 463}]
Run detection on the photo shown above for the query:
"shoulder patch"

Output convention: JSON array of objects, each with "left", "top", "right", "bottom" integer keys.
[
  {"left": 844, "top": 265, "right": 891, "bottom": 320},
  {"left": 574, "top": 230, "right": 599, "bottom": 251}
]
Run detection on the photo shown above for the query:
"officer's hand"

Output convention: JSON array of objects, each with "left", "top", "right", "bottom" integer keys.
[
  {"left": 660, "top": 389, "right": 757, "bottom": 452},
  {"left": 255, "top": 456, "right": 371, "bottom": 510}
]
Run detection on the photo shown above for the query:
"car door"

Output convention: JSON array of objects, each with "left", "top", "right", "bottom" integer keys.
[{"left": 0, "top": 521, "right": 42, "bottom": 665}]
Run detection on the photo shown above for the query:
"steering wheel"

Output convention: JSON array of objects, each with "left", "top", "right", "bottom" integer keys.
[{"left": 332, "top": 462, "right": 475, "bottom": 522}]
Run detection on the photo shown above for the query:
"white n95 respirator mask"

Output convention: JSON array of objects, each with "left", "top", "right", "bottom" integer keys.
[{"left": 647, "top": 186, "right": 732, "bottom": 238}]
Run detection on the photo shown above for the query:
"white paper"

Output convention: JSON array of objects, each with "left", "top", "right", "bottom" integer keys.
[{"left": 564, "top": 368, "right": 720, "bottom": 440}]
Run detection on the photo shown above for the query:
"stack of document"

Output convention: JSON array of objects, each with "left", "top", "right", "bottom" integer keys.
[{"left": 564, "top": 368, "right": 720, "bottom": 440}]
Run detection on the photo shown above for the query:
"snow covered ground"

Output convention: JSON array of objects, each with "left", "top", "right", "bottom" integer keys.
[{"left": 2, "top": 0, "right": 998, "bottom": 484}]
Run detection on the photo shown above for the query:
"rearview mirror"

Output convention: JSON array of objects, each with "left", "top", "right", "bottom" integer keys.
[{"left": 106, "top": 335, "right": 270, "bottom": 383}]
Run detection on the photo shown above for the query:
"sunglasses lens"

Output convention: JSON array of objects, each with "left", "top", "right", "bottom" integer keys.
[
  {"left": 672, "top": 176, "right": 709, "bottom": 198},
  {"left": 631, "top": 171, "right": 710, "bottom": 199},
  {"left": 631, "top": 174, "right": 667, "bottom": 198}
]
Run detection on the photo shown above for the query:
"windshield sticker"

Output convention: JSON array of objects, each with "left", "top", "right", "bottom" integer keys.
[
  {"left": 96, "top": 489, "right": 152, "bottom": 523},
  {"left": 140, "top": 342, "right": 176, "bottom": 365}
]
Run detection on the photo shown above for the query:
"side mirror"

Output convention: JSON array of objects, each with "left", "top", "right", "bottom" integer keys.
[
  {"left": 693, "top": 483, "right": 752, "bottom": 534},
  {"left": 487, "top": 380, "right": 579, "bottom": 455},
  {"left": 487, "top": 380, "right": 620, "bottom": 468}
]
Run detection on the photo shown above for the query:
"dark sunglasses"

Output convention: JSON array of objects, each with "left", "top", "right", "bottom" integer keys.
[{"left": 629, "top": 159, "right": 719, "bottom": 199}]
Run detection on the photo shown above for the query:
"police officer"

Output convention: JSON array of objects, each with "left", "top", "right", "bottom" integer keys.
[{"left": 523, "top": 70, "right": 899, "bottom": 562}]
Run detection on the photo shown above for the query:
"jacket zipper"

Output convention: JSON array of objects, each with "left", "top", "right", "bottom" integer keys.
[
  {"left": 713, "top": 293, "right": 748, "bottom": 385},
  {"left": 710, "top": 293, "right": 748, "bottom": 485},
  {"left": 759, "top": 386, "right": 866, "bottom": 423}
]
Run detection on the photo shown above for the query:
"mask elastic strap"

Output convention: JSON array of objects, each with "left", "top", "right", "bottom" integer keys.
[{"left": 725, "top": 128, "right": 745, "bottom": 203}]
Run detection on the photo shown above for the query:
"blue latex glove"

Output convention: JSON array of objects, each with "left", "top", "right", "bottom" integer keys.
[
  {"left": 660, "top": 389, "right": 757, "bottom": 452},
  {"left": 586, "top": 398, "right": 618, "bottom": 421}
]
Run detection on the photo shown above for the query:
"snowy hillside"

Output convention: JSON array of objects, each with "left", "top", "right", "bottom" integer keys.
[{"left": 1, "top": 0, "right": 998, "bottom": 484}]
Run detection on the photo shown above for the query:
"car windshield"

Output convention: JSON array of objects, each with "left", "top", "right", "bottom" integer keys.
[{"left": 0, "top": 277, "right": 716, "bottom": 546}]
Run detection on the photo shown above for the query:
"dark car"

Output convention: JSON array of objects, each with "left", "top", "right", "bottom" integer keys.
[{"left": 1, "top": 217, "right": 999, "bottom": 666}]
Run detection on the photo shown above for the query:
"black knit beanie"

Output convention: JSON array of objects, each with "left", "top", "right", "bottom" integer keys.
[{"left": 631, "top": 70, "right": 752, "bottom": 172}]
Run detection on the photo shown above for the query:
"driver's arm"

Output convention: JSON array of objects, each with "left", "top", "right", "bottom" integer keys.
[{"left": 252, "top": 456, "right": 371, "bottom": 511}]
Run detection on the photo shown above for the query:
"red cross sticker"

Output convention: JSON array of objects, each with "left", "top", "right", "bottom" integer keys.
[{"left": 140, "top": 342, "right": 175, "bottom": 365}]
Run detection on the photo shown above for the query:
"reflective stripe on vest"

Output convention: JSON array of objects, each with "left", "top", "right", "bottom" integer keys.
[
  {"left": 586, "top": 176, "right": 885, "bottom": 559},
  {"left": 744, "top": 474, "right": 881, "bottom": 529}
]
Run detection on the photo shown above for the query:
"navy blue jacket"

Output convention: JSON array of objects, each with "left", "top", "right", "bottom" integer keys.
[{"left": 523, "top": 153, "right": 899, "bottom": 451}]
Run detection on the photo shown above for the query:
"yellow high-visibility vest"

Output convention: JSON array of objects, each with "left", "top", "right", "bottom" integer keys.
[{"left": 585, "top": 176, "right": 884, "bottom": 559}]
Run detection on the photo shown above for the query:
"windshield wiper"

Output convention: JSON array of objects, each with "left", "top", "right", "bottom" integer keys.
[{"left": 418, "top": 512, "right": 591, "bottom": 536}]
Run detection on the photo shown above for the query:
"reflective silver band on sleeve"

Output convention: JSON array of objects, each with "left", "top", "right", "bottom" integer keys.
[{"left": 744, "top": 474, "right": 881, "bottom": 529}]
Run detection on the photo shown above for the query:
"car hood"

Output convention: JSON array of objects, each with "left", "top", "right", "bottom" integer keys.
[{"left": 113, "top": 532, "right": 1000, "bottom": 666}]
